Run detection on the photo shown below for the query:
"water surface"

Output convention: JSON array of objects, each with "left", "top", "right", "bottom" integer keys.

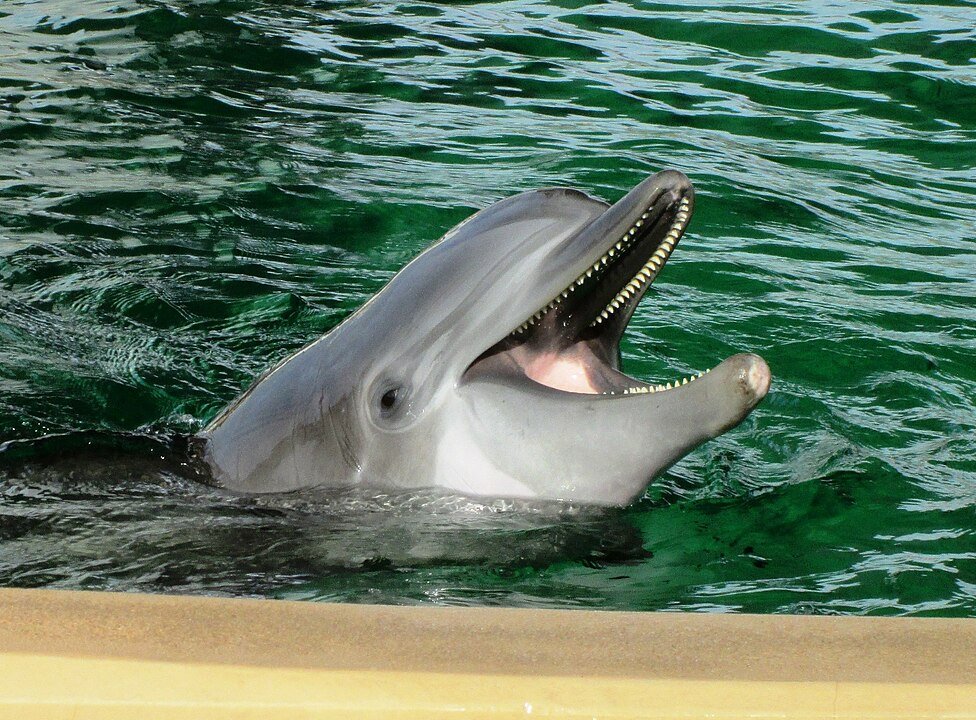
[{"left": 1, "top": 0, "right": 975, "bottom": 614}]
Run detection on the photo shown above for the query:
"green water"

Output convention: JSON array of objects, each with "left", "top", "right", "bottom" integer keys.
[{"left": 1, "top": 0, "right": 974, "bottom": 614}]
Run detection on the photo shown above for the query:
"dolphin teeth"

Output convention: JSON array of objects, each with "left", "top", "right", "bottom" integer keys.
[
  {"left": 601, "top": 309, "right": 610, "bottom": 319},
  {"left": 682, "top": 377, "right": 688, "bottom": 385},
  {"left": 616, "top": 241, "right": 624, "bottom": 250},
  {"left": 641, "top": 212, "right": 649, "bottom": 219},
  {"left": 635, "top": 220, "right": 643, "bottom": 227},
  {"left": 608, "top": 248, "right": 616, "bottom": 257},
  {"left": 586, "top": 269, "right": 594, "bottom": 277},
  {"left": 666, "top": 382, "right": 673, "bottom": 389}
]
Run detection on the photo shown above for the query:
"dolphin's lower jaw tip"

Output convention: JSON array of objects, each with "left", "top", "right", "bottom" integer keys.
[
  {"left": 737, "top": 353, "right": 771, "bottom": 404},
  {"left": 686, "top": 354, "right": 770, "bottom": 441}
]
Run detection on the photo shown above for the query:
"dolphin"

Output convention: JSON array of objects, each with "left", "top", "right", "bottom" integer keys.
[{"left": 195, "top": 170, "right": 770, "bottom": 506}]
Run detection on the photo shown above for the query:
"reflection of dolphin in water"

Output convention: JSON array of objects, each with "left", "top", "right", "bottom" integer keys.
[
  {"left": 196, "top": 171, "right": 770, "bottom": 506},
  {"left": 0, "top": 443, "right": 650, "bottom": 593}
]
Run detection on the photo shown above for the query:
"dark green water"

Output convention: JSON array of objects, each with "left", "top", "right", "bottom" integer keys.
[{"left": 1, "top": 0, "right": 974, "bottom": 614}]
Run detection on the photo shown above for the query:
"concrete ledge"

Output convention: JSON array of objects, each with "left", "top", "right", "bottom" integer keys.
[{"left": 0, "top": 589, "right": 973, "bottom": 718}]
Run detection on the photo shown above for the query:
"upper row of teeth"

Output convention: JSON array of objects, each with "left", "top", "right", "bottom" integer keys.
[
  {"left": 512, "top": 196, "right": 691, "bottom": 335},
  {"left": 603, "top": 369, "right": 709, "bottom": 395},
  {"left": 592, "top": 196, "right": 690, "bottom": 327}
]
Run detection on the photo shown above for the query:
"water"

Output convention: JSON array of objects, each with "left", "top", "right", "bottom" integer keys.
[{"left": 1, "top": 0, "right": 974, "bottom": 615}]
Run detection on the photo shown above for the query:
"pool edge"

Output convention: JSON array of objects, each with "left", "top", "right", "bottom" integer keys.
[{"left": 0, "top": 588, "right": 973, "bottom": 718}]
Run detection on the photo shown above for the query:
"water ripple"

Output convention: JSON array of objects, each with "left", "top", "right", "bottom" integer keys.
[{"left": 0, "top": 0, "right": 974, "bottom": 614}]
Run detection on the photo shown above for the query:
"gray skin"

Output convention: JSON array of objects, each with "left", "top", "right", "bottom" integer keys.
[{"left": 198, "top": 170, "right": 770, "bottom": 506}]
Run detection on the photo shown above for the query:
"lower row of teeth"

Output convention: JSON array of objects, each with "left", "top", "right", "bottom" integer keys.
[{"left": 603, "top": 369, "right": 709, "bottom": 395}]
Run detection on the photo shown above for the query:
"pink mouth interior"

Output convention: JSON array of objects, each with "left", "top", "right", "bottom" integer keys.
[
  {"left": 511, "top": 345, "right": 605, "bottom": 394},
  {"left": 468, "top": 341, "right": 636, "bottom": 395}
]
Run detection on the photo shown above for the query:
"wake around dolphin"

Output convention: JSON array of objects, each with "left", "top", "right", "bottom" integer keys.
[{"left": 196, "top": 170, "right": 770, "bottom": 506}]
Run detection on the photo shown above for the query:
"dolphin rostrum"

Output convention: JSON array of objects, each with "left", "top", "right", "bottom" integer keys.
[{"left": 196, "top": 170, "right": 770, "bottom": 506}]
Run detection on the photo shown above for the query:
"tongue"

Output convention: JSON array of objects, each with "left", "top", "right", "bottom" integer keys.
[
  {"left": 507, "top": 342, "right": 631, "bottom": 394},
  {"left": 521, "top": 353, "right": 602, "bottom": 393}
]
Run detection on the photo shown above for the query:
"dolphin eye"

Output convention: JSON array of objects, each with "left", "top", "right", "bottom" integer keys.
[
  {"left": 380, "top": 388, "right": 399, "bottom": 410},
  {"left": 374, "top": 383, "right": 410, "bottom": 421}
]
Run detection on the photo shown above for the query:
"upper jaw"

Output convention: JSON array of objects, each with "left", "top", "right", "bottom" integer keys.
[
  {"left": 462, "top": 170, "right": 700, "bottom": 395},
  {"left": 510, "top": 170, "right": 695, "bottom": 349}
]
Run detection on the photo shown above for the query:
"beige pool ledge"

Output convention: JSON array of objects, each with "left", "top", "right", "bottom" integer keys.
[{"left": 0, "top": 588, "right": 973, "bottom": 718}]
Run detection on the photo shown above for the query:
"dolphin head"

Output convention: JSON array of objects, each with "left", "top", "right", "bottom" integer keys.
[{"left": 200, "top": 170, "right": 770, "bottom": 505}]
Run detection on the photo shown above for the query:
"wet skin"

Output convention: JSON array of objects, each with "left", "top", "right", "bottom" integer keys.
[{"left": 197, "top": 170, "right": 770, "bottom": 506}]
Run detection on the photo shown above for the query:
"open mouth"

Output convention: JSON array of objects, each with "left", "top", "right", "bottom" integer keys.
[{"left": 464, "top": 177, "right": 709, "bottom": 396}]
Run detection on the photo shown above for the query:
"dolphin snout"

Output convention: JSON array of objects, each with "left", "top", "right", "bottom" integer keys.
[
  {"left": 649, "top": 169, "right": 693, "bottom": 204},
  {"left": 734, "top": 353, "right": 771, "bottom": 405}
]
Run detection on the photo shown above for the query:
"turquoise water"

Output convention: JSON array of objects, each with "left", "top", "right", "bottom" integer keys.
[{"left": 1, "top": 0, "right": 974, "bottom": 614}]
